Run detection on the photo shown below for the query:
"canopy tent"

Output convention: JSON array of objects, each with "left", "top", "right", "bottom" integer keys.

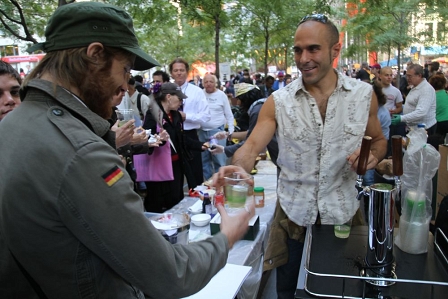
[
  {"left": 379, "top": 59, "right": 398, "bottom": 67},
  {"left": 432, "top": 57, "right": 448, "bottom": 63},
  {"left": 379, "top": 57, "right": 412, "bottom": 67}
]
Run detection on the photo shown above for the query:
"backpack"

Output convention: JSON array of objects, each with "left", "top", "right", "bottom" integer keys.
[{"left": 136, "top": 93, "right": 144, "bottom": 120}]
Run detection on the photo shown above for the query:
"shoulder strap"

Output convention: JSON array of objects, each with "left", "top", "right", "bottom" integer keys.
[
  {"left": 137, "top": 93, "right": 143, "bottom": 114},
  {"left": 10, "top": 249, "right": 48, "bottom": 299}
]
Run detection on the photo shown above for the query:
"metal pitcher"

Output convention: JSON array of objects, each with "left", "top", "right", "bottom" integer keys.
[
  {"left": 363, "top": 183, "right": 397, "bottom": 286},
  {"left": 357, "top": 135, "right": 403, "bottom": 286}
]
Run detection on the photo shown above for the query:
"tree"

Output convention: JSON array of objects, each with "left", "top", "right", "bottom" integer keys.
[
  {"left": 229, "top": 0, "right": 332, "bottom": 76},
  {"left": 0, "top": 0, "right": 63, "bottom": 46},
  {"left": 179, "top": 0, "right": 230, "bottom": 81},
  {"left": 342, "top": 0, "right": 421, "bottom": 83}
]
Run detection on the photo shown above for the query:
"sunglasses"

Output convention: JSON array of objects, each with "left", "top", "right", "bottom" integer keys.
[{"left": 299, "top": 14, "right": 328, "bottom": 25}]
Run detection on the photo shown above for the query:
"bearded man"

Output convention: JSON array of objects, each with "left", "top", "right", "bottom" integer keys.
[{"left": 0, "top": 2, "right": 253, "bottom": 298}]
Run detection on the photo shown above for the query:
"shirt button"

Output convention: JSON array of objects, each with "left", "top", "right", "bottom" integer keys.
[
  {"left": 52, "top": 109, "right": 63, "bottom": 116},
  {"left": 269, "top": 259, "right": 273, "bottom": 265}
]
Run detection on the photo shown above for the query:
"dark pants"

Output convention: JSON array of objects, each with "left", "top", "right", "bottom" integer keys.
[
  {"left": 427, "top": 123, "right": 437, "bottom": 136},
  {"left": 183, "top": 129, "right": 204, "bottom": 187},
  {"left": 437, "top": 121, "right": 448, "bottom": 137},
  {"left": 144, "top": 160, "right": 184, "bottom": 213},
  {"left": 276, "top": 237, "right": 304, "bottom": 299},
  {"left": 387, "top": 123, "right": 406, "bottom": 157}
]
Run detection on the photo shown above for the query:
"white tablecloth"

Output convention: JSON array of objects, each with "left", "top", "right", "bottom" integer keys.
[{"left": 168, "top": 160, "right": 278, "bottom": 299}]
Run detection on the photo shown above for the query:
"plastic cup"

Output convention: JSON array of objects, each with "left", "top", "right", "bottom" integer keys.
[
  {"left": 117, "top": 109, "right": 134, "bottom": 127},
  {"left": 224, "top": 172, "right": 253, "bottom": 209},
  {"left": 334, "top": 218, "right": 352, "bottom": 239}
]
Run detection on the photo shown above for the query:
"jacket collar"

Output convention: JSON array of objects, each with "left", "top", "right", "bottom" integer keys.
[
  {"left": 294, "top": 70, "right": 354, "bottom": 94},
  {"left": 21, "top": 79, "right": 111, "bottom": 138}
]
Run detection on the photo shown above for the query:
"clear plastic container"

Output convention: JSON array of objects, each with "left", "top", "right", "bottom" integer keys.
[{"left": 254, "top": 187, "right": 265, "bottom": 208}]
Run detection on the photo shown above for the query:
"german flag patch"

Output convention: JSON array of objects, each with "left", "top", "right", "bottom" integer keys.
[{"left": 102, "top": 165, "right": 124, "bottom": 187}]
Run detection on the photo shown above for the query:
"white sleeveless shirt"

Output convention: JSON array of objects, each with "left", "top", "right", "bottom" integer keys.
[{"left": 273, "top": 72, "right": 372, "bottom": 225}]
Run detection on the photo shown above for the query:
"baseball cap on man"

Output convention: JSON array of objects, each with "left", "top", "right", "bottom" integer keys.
[
  {"left": 27, "top": 2, "right": 159, "bottom": 71},
  {"left": 234, "top": 83, "right": 260, "bottom": 97},
  {"left": 370, "top": 63, "right": 381, "bottom": 69},
  {"left": 277, "top": 71, "right": 285, "bottom": 77},
  {"left": 161, "top": 83, "right": 187, "bottom": 99}
]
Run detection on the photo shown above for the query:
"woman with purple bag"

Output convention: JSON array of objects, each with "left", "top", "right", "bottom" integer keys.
[{"left": 138, "top": 82, "right": 209, "bottom": 212}]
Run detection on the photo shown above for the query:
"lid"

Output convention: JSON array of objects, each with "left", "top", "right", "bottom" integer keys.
[
  {"left": 254, "top": 187, "right": 264, "bottom": 192},
  {"left": 370, "top": 183, "right": 394, "bottom": 191}
]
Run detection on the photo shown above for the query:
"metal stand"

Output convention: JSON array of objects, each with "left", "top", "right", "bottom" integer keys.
[{"left": 297, "top": 225, "right": 448, "bottom": 299}]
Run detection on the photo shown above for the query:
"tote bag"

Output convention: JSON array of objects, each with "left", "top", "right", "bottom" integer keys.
[{"left": 133, "top": 141, "right": 174, "bottom": 182}]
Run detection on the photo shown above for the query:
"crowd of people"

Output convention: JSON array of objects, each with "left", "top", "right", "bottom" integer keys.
[
  {"left": 106, "top": 60, "right": 295, "bottom": 212},
  {"left": 1, "top": 3, "right": 447, "bottom": 298},
  {"left": 342, "top": 59, "right": 448, "bottom": 151}
]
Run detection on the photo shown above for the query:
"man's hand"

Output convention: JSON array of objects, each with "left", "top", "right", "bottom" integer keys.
[
  {"left": 130, "top": 129, "right": 148, "bottom": 145},
  {"left": 213, "top": 131, "right": 229, "bottom": 140},
  {"left": 216, "top": 201, "right": 255, "bottom": 249},
  {"left": 112, "top": 119, "right": 135, "bottom": 148},
  {"left": 209, "top": 144, "right": 224, "bottom": 154},
  {"left": 212, "top": 165, "right": 254, "bottom": 191},
  {"left": 391, "top": 114, "right": 401, "bottom": 125},
  {"left": 148, "top": 135, "right": 162, "bottom": 147},
  {"left": 158, "top": 129, "right": 170, "bottom": 142},
  {"left": 347, "top": 149, "right": 379, "bottom": 172}
]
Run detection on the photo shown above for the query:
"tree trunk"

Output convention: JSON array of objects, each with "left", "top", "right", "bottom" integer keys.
[
  {"left": 284, "top": 46, "right": 287, "bottom": 74},
  {"left": 396, "top": 43, "right": 401, "bottom": 89},
  {"left": 215, "top": 15, "right": 221, "bottom": 86},
  {"left": 264, "top": 27, "right": 269, "bottom": 77}
]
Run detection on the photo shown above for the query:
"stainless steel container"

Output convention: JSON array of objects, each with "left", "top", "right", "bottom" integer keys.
[{"left": 364, "top": 183, "right": 397, "bottom": 286}]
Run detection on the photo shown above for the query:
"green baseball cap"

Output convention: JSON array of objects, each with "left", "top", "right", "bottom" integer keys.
[{"left": 27, "top": 2, "right": 159, "bottom": 71}]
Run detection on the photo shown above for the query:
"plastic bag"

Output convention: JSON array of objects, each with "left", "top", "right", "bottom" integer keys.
[{"left": 395, "top": 126, "right": 440, "bottom": 254}]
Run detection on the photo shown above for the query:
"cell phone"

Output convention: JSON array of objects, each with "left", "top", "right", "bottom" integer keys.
[{"left": 211, "top": 145, "right": 217, "bottom": 150}]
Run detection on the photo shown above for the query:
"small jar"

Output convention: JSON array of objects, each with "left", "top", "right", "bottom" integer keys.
[
  {"left": 253, "top": 187, "right": 265, "bottom": 208},
  {"left": 214, "top": 191, "right": 224, "bottom": 207}
]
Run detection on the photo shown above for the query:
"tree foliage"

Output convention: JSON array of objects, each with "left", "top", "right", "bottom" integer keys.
[
  {"left": 1, "top": 0, "right": 446, "bottom": 76},
  {"left": 0, "top": 0, "right": 60, "bottom": 45},
  {"left": 340, "top": 0, "right": 432, "bottom": 87}
]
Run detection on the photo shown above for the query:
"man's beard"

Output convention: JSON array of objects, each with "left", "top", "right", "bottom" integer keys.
[{"left": 79, "top": 67, "right": 116, "bottom": 119}]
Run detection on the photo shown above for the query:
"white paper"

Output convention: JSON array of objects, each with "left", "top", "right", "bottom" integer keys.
[
  {"left": 188, "top": 199, "right": 203, "bottom": 214},
  {"left": 211, "top": 213, "right": 258, "bottom": 226},
  {"left": 181, "top": 263, "right": 251, "bottom": 299}
]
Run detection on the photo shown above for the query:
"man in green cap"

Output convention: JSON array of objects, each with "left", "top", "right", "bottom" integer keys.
[{"left": 0, "top": 2, "right": 254, "bottom": 298}]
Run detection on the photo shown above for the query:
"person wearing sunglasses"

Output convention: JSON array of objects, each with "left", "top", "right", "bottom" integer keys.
[{"left": 213, "top": 14, "right": 386, "bottom": 298}]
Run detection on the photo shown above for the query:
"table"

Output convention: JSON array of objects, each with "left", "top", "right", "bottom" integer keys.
[
  {"left": 296, "top": 225, "right": 448, "bottom": 299},
  {"left": 168, "top": 160, "right": 278, "bottom": 299}
]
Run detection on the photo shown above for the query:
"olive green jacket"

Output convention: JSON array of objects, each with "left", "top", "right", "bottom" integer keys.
[{"left": 0, "top": 79, "right": 229, "bottom": 299}]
